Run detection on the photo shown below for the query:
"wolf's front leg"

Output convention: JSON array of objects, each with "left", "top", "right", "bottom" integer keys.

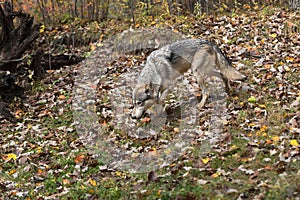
[
  {"left": 157, "top": 88, "right": 170, "bottom": 104},
  {"left": 152, "top": 88, "right": 169, "bottom": 117},
  {"left": 152, "top": 104, "right": 164, "bottom": 118}
]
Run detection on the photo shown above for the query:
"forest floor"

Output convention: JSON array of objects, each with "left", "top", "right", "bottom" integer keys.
[{"left": 1, "top": 6, "right": 300, "bottom": 200}]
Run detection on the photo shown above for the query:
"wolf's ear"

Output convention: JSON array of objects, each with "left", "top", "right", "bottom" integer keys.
[
  {"left": 145, "top": 83, "right": 153, "bottom": 96},
  {"left": 164, "top": 49, "right": 173, "bottom": 60}
]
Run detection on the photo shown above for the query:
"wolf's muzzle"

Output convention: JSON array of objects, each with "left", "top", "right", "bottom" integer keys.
[{"left": 131, "top": 107, "right": 145, "bottom": 119}]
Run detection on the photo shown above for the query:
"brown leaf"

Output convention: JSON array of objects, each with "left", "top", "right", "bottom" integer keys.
[{"left": 147, "top": 171, "right": 158, "bottom": 183}]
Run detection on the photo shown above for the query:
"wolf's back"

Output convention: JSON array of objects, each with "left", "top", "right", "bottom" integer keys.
[{"left": 152, "top": 39, "right": 245, "bottom": 80}]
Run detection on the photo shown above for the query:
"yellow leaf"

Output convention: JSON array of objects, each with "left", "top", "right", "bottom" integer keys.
[
  {"left": 233, "top": 96, "right": 239, "bottom": 100},
  {"left": 269, "top": 33, "right": 277, "bottom": 38},
  {"left": 229, "top": 145, "right": 238, "bottom": 151},
  {"left": 258, "top": 104, "right": 266, "bottom": 109},
  {"left": 164, "top": 149, "right": 171, "bottom": 154},
  {"left": 149, "top": 147, "right": 156, "bottom": 152},
  {"left": 243, "top": 4, "right": 251, "bottom": 9},
  {"left": 89, "top": 189, "right": 95, "bottom": 194},
  {"left": 222, "top": 3, "right": 228, "bottom": 9},
  {"left": 62, "top": 179, "right": 70, "bottom": 185},
  {"left": 260, "top": 38, "right": 266, "bottom": 44},
  {"left": 254, "top": 4, "right": 260, "bottom": 9},
  {"left": 97, "top": 42, "right": 103, "bottom": 47},
  {"left": 39, "top": 24, "right": 45, "bottom": 33},
  {"left": 232, "top": 153, "right": 239, "bottom": 158},
  {"left": 260, "top": 125, "right": 268, "bottom": 131},
  {"left": 272, "top": 136, "right": 280, "bottom": 142},
  {"left": 156, "top": 189, "right": 162, "bottom": 197},
  {"left": 90, "top": 43, "right": 96, "bottom": 51},
  {"left": 9, "top": 169, "right": 16, "bottom": 175},
  {"left": 89, "top": 179, "right": 97, "bottom": 186},
  {"left": 58, "top": 95, "right": 66, "bottom": 100},
  {"left": 37, "top": 147, "right": 42, "bottom": 154},
  {"left": 173, "top": 127, "right": 180, "bottom": 133},
  {"left": 241, "top": 157, "right": 251, "bottom": 162},
  {"left": 201, "top": 157, "right": 210, "bottom": 164},
  {"left": 290, "top": 139, "right": 299, "bottom": 147},
  {"left": 6, "top": 153, "right": 17, "bottom": 161},
  {"left": 248, "top": 96, "right": 257, "bottom": 103},
  {"left": 115, "top": 171, "right": 122, "bottom": 177},
  {"left": 131, "top": 152, "right": 139, "bottom": 158},
  {"left": 284, "top": 66, "right": 290, "bottom": 72},
  {"left": 37, "top": 169, "right": 44, "bottom": 174},
  {"left": 285, "top": 57, "right": 294, "bottom": 61},
  {"left": 211, "top": 172, "right": 221, "bottom": 178}
]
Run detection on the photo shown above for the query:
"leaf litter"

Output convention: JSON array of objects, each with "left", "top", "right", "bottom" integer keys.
[{"left": 0, "top": 7, "right": 299, "bottom": 199}]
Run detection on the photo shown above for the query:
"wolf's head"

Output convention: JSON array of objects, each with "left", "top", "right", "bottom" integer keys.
[{"left": 131, "top": 83, "right": 156, "bottom": 119}]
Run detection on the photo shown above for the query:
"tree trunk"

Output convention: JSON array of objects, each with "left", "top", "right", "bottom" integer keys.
[{"left": 0, "top": 1, "right": 40, "bottom": 72}]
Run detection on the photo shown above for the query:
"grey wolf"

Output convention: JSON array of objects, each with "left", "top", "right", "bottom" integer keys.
[{"left": 131, "top": 39, "right": 245, "bottom": 119}]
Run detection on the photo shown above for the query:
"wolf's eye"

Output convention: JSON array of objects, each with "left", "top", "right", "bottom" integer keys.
[{"left": 136, "top": 101, "right": 143, "bottom": 106}]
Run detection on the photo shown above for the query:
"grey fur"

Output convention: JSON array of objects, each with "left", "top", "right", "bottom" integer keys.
[{"left": 132, "top": 39, "right": 245, "bottom": 119}]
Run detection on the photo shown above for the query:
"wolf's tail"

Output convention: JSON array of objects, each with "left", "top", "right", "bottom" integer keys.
[
  {"left": 213, "top": 44, "right": 246, "bottom": 80},
  {"left": 221, "top": 67, "right": 246, "bottom": 80}
]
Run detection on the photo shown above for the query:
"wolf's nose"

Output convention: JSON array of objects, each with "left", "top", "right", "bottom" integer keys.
[{"left": 131, "top": 114, "right": 137, "bottom": 119}]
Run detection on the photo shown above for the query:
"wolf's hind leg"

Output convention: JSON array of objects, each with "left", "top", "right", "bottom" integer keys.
[
  {"left": 191, "top": 67, "right": 209, "bottom": 109},
  {"left": 212, "top": 72, "right": 230, "bottom": 94},
  {"left": 210, "top": 70, "right": 230, "bottom": 93},
  {"left": 221, "top": 73, "right": 230, "bottom": 93}
]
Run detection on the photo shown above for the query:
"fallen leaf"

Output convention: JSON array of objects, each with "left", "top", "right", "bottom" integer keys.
[
  {"left": 269, "top": 33, "right": 277, "bottom": 38},
  {"left": 197, "top": 179, "right": 208, "bottom": 185},
  {"left": 141, "top": 117, "right": 151, "bottom": 123},
  {"left": 15, "top": 109, "right": 24, "bottom": 119},
  {"left": 201, "top": 157, "right": 210, "bottom": 164},
  {"left": 115, "top": 171, "right": 122, "bottom": 177},
  {"left": 9, "top": 169, "right": 17, "bottom": 175},
  {"left": 248, "top": 96, "right": 257, "bottom": 103},
  {"left": 147, "top": 171, "right": 158, "bottom": 183},
  {"left": 62, "top": 179, "right": 70, "bottom": 185},
  {"left": 75, "top": 155, "right": 85, "bottom": 163},
  {"left": 211, "top": 172, "right": 221, "bottom": 178},
  {"left": 290, "top": 139, "right": 299, "bottom": 147},
  {"left": 89, "top": 179, "right": 97, "bottom": 186},
  {"left": 5, "top": 153, "right": 17, "bottom": 161},
  {"left": 174, "top": 127, "right": 180, "bottom": 132},
  {"left": 58, "top": 95, "right": 66, "bottom": 100},
  {"left": 272, "top": 136, "right": 280, "bottom": 142}
]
